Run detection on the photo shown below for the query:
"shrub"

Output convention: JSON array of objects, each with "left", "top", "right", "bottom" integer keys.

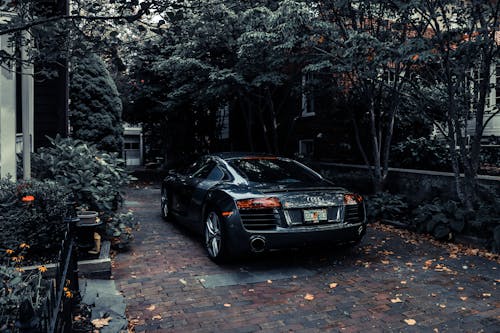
[
  {"left": 0, "top": 178, "right": 69, "bottom": 253},
  {"left": 106, "top": 211, "right": 137, "bottom": 251},
  {"left": 366, "top": 192, "right": 408, "bottom": 221},
  {"left": 411, "top": 198, "right": 466, "bottom": 240},
  {"left": 0, "top": 245, "right": 47, "bottom": 332},
  {"left": 32, "top": 135, "right": 133, "bottom": 214},
  {"left": 70, "top": 53, "right": 123, "bottom": 153},
  {"left": 32, "top": 136, "right": 137, "bottom": 250},
  {"left": 390, "top": 137, "right": 451, "bottom": 171}
]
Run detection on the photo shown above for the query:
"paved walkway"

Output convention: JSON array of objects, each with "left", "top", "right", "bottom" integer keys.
[{"left": 113, "top": 186, "right": 499, "bottom": 332}]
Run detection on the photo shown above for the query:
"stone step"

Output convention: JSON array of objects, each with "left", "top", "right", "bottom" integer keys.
[{"left": 80, "top": 278, "right": 128, "bottom": 333}]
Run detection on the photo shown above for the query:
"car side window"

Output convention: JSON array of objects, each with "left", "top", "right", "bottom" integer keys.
[
  {"left": 191, "top": 161, "right": 216, "bottom": 179},
  {"left": 205, "top": 166, "right": 225, "bottom": 182}
]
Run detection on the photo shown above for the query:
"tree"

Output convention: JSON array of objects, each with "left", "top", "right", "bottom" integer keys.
[
  {"left": 307, "top": 0, "right": 418, "bottom": 192},
  {"left": 70, "top": 52, "right": 123, "bottom": 153},
  {"left": 408, "top": 0, "right": 500, "bottom": 209}
]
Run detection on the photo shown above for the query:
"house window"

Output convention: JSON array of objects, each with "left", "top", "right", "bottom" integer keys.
[
  {"left": 299, "top": 139, "right": 314, "bottom": 156},
  {"left": 301, "top": 74, "right": 316, "bottom": 117},
  {"left": 124, "top": 142, "right": 140, "bottom": 150}
]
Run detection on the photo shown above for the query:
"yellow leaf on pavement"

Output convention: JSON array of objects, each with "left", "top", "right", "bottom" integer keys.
[
  {"left": 482, "top": 293, "right": 491, "bottom": 297},
  {"left": 404, "top": 319, "right": 417, "bottom": 326},
  {"left": 92, "top": 317, "right": 112, "bottom": 328},
  {"left": 460, "top": 296, "right": 468, "bottom": 301},
  {"left": 152, "top": 315, "right": 162, "bottom": 320},
  {"left": 390, "top": 297, "right": 403, "bottom": 303},
  {"left": 146, "top": 305, "right": 155, "bottom": 311},
  {"left": 224, "top": 303, "right": 231, "bottom": 307},
  {"left": 304, "top": 293, "right": 315, "bottom": 301},
  {"left": 329, "top": 283, "right": 338, "bottom": 289}
]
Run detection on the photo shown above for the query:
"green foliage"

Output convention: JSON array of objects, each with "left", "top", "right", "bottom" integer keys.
[
  {"left": 32, "top": 136, "right": 132, "bottom": 215},
  {"left": 390, "top": 138, "right": 451, "bottom": 171},
  {"left": 106, "top": 211, "right": 137, "bottom": 251},
  {"left": 0, "top": 244, "right": 48, "bottom": 333},
  {"left": 366, "top": 192, "right": 408, "bottom": 221},
  {"left": 0, "top": 178, "right": 69, "bottom": 252},
  {"left": 411, "top": 199, "right": 466, "bottom": 240},
  {"left": 70, "top": 53, "right": 123, "bottom": 153},
  {"left": 32, "top": 136, "right": 137, "bottom": 250}
]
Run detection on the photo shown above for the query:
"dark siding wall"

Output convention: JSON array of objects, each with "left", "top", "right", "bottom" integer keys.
[{"left": 34, "top": 0, "right": 69, "bottom": 149}]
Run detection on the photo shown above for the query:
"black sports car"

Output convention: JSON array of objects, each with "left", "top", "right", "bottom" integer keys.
[{"left": 161, "top": 153, "right": 366, "bottom": 262}]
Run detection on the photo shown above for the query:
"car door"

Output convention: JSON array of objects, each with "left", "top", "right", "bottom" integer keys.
[
  {"left": 187, "top": 163, "right": 228, "bottom": 225},
  {"left": 170, "top": 158, "right": 206, "bottom": 216}
]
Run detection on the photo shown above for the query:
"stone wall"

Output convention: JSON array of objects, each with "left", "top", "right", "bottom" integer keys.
[{"left": 313, "top": 162, "right": 500, "bottom": 205}]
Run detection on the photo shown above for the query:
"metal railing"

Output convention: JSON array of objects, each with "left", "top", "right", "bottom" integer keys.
[{"left": 37, "top": 224, "right": 79, "bottom": 333}]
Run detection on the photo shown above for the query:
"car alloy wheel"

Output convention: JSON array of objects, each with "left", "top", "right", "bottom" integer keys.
[
  {"left": 161, "top": 188, "right": 169, "bottom": 219},
  {"left": 205, "top": 211, "right": 224, "bottom": 260}
]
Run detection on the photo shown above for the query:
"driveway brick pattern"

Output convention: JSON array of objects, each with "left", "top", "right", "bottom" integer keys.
[{"left": 113, "top": 187, "right": 499, "bottom": 332}]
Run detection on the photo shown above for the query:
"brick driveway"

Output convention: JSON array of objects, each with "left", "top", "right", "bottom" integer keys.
[{"left": 113, "top": 186, "right": 499, "bottom": 333}]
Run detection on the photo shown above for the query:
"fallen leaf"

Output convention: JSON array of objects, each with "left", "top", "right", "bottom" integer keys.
[
  {"left": 267, "top": 280, "right": 272, "bottom": 284},
  {"left": 439, "top": 304, "right": 446, "bottom": 308},
  {"left": 381, "top": 260, "right": 390, "bottom": 265},
  {"left": 457, "top": 287, "right": 465, "bottom": 291},
  {"left": 146, "top": 305, "right": 155, "bottom": 311},
  {"left": 92, "top": 317, "right": 112, "bottom": 328},
  {"left": 304, "top": 293, "right": 315, "bottom": 301},
  {"left": 404, "top": 318, "right": 417, "bottom": 326},
  {"left": 391, "top": 297, "right": 403, "bottom": 303},
  {"left": 460, "top": 296, "right": 468, "bottom": 301},
  {"left": 223, "top": 303, "right": 231, "bottom": 307},
  {"left": 400, "top": 280, "right": 407, "bottom": 285},
  {"left": 248, "top": 288, "right": 255, "bottom": 292},
  {"left": 431, "top": 293, "right": 437, "bottom": 297},
  {"left": 424, "top": 259, "right": 433, "bottom": 267},
  {"left": 482, "top": 293, "right": 491, "bottom": 297},
  {"left": 329, "top": 283, "right": 338, "bottom": 289},
  {"left": 179, "top": 279, "right": 187, "bottom": 285},
  {"left": 405, "top": 262, "right": 413, "bottom": 267},
  {"left": 152, "top": 315, "right": 162, "bottom": 320}
]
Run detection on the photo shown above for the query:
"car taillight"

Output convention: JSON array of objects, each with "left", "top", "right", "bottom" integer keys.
[
  {"left": 344, "top": 193, "right": 363, "bottom": 205},
  {"left": 236, "top": 197, "right": 281, "bottom": 210}
]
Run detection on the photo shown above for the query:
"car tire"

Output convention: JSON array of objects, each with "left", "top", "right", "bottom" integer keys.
[
  {"left": 160, "top": 187, "right": 172, "bottom": 220},
  {"left": 204, "top": 209, "right": 229, "bottom": 263}
]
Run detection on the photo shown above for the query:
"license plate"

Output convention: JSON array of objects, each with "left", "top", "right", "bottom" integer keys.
[{"left": 303, "top": 209, "right": 327, "bottom": 223}]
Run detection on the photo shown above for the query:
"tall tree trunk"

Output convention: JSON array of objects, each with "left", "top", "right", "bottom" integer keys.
[
  {"left": 239, "top": 98, "right": 254, "bottom": 152},
  {"left": 368, "top": 96, "right": 383, "bottom": 193}
]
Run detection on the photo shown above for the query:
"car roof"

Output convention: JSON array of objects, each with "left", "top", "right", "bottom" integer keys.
[{"left": 211, "top": 152, "right": 281, "bottom": 161}]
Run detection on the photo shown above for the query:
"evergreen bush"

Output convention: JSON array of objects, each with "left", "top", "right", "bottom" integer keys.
[{"left": 70, "top": 53, "right": 123, "bottom": 153}]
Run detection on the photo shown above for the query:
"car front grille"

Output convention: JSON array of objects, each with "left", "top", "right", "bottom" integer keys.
[
  {"left": 344, "top": 204, "right": 365, "bottom": 224},
  {"left": 239, "top": 208, "right": 280, "bottom": 231}
]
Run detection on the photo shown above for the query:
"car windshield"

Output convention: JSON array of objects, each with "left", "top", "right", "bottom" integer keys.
[{"left": 228, "top": 158, "right": 322, "bottom": 184}]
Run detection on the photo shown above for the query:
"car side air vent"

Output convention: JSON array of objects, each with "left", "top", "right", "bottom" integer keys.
[
  {"left": 344, "top": 204, "right": 365, "bottom": 224},
  {"left": 239, "top": 209, "right": 279, "bottom": 231}
]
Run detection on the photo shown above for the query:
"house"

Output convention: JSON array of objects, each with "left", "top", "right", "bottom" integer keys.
[{"left": 0, "top": 0, "right": 69, "bottom": 180}]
